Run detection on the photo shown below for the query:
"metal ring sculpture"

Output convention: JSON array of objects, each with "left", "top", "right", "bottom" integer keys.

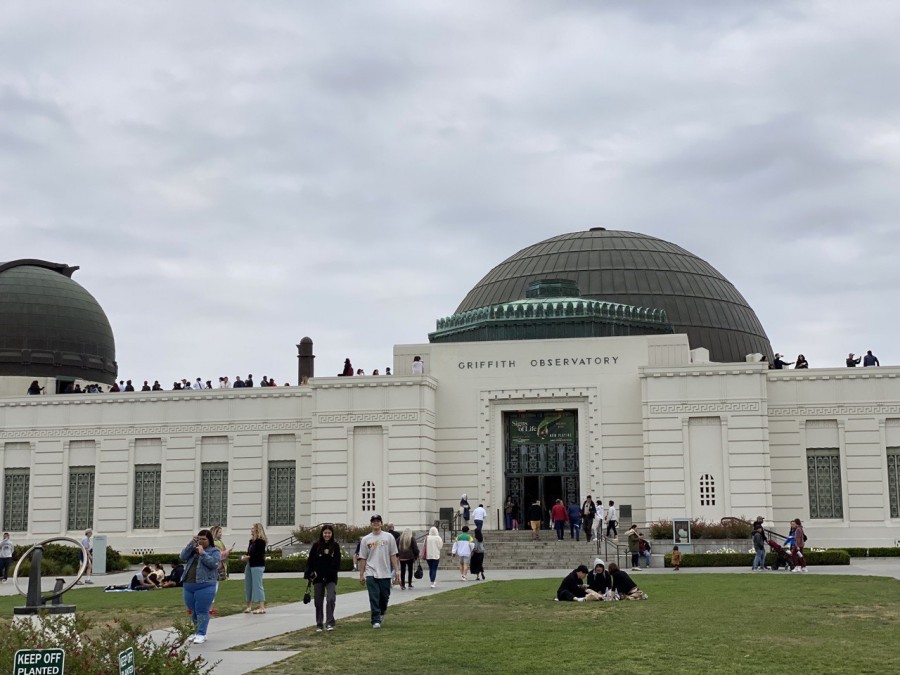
[{"left": 12, "top": 536, "right": 90, "bottom": 604}]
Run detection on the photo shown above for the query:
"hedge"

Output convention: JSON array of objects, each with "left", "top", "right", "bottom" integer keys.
[
  {"left": 663, "top": 550, "right": 850, "bottom": 567},
  {"left": 227, "top": 556, "right": 354, "bottom": 574},
  {"left": 843, "top": 547, "right": 900, "bottom": 558},
  {"left": 14, "top": 544, "right": 128, "bottom": 576}
]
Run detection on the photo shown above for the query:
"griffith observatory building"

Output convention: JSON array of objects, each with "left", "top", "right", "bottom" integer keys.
[{"left": 1, "top": 229, "right": 899, "bottom": 552}]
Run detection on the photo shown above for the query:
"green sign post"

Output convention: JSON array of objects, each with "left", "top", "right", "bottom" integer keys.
[
  {"left": 118, "top": 647, "right": 135, "bottom": 675},
  {"left": 13, "top": 649, "right": 65, "bottom": 675}
]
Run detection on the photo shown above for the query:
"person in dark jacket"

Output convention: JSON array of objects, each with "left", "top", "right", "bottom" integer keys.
[
  {"left": 241, "top": 523, "right": 268, "bottom": 614},
  {"left": 304, "top": 524, "right": 342, "bottom": 631},
  {"left": 608, "top": 562, "right": 648, "bottom": 600},
  {"left": 396, "top": 528, "right": 420, "bottom": 589},
  {"left": 773, "top": 353, "right": 793, "bottom": 369},
  {"left": 556, "top": 565, "right": 590, "bottom": 601},
  {"left": 581, "top": 496, "right": 597, "bottom": 542},
  {"left": 863, "top": 350, "right": 879, "bottom": 367},
  {"left": 567, "top": 498, "right": 583, "bottom": 540},
  {"left": 846, "top": 353, "right": 861, "bottom": 367},
  {"left": 794, "top": 355, "right": 809, "bottom": 369}
]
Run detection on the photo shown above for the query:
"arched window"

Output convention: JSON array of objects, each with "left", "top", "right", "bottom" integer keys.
[
  {"left": 361, "top": 480, "right": 376, "bottom": 512},
  {"left": 699, "top": 474, "right": 716, "bottom": 506}
]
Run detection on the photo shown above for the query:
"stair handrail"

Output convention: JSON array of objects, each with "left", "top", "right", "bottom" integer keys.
[{"left": 719, "top": 516, "right": 789, "bottom": 544}]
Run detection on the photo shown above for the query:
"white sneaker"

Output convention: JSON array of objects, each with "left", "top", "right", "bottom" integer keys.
[
  {"left": 373, "top": 623, "right": 381, "bottom": 629},
  {"left": 192, "top": 635, "right": 207, "bottom": 644},
  {"left": 430, "top": 583, "right": 435, "bottom": 588},
  {"left": 186, "top": 634, "right": 198, "bottom": 643},
  {"left": 576, "top": 597, "right": 585, "bottom": 602},
  {"left": 791, "top": 567, "right": 800, "bottom": 573},
  {"left": 801, "top": 568, "right": 808, "bottom": 573}
]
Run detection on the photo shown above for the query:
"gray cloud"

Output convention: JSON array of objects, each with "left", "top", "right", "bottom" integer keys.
[{"left": 2, "top": 1, "right": 898, "bottom": 385}]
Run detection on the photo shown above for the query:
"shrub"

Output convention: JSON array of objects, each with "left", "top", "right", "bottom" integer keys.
[
  {"left": 227, "top": 548, "right": 354, "bottom": 574},
  {"left": 291, "top": 523, "right": 372, "bottom": 544},
  {"left": 663, "top": 549, "right": 850, "bottom": 567},
  {"left": 0, "top": 615, "right": 213, "bottom": 674},
  {"left": 648, "top": 518, "right": 752, "bottom": 540}
]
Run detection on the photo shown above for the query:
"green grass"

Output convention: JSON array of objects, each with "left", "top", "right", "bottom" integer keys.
[
  {"left": 0, "top": 577, "right": 361, "bottom": 633},
  {"left": 246, "top": 575, "right": 900, "bottom": 674}
]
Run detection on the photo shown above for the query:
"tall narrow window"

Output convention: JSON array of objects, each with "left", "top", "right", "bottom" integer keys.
[
  {"left": 134, "top": 464, "right": 162, "bottom": 529},
  {"left": 887, "top": 448, "right": 900, "bottom": 519},
  {"left": 3, "top": 469, "right": 30, "bottom": 531},
  {"left": 67, "top": 467, "right": 95, "bottom": 531},
  {"left": 807, "top": 448, "right": 843, "bottom": 519},
  {"left": 201, "top": 463, "right": 229, "bottom": 527},
  {"left": 361, "top": 480, "right": 376, "bottom": 512},
  {"left": 268, "top": 461, "right": 296, "bottom": 526},
  {"left": 699, "top": 474, "right": 716, "bottom": 506}
]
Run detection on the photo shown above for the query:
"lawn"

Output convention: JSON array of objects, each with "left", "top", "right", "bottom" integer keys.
[
  {"left": 0, "top": 577, "right": 360, "bottom": 634},
  {"left": 245, "top": 574, "right": 900, "bottom": 675}
]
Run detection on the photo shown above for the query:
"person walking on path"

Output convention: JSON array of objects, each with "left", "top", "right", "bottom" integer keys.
[
  {"left": 751, "top": 522, "right": 767, "bottom": 571},
  {"left": 180, "top": 529, "right": 222, "bottom": 644},
  {"left": 626, "top": 524, "right": 641, "bottom": 570},
  {"left": 527, "top": 500, "right": 543, "bottom": 540},
  {"left": 567, "top": 498, "right": 583, "bottom": 540},
  {"left": 79, "top": 529, "right": 94, "bottom": 584},
  {"left": 790, "top": 519, "right": 808, "bottom": 573},
  {"left": 358, "top": 514, "right": 401, "bottom": 628},
  {"left": 472, "top": 503, "right": 487, "bottom": 531},
  {"left": 304, "top": 524, "right": 342, "bottom": 631},
  {"left": 0, "top": 532, "right": 13, "bottom": 583},
  {"left": 605, "top": 501, "right": 618, "bottom": 540},
  {"left": 397, "top": 528, "right": 420, "bottom": 590},
  {"left": 550, "top": 499, "right": 568, "bottom": 541},
  {"left": 241, "top": 523, "right": 268, "bottom": 614},
  {"left": 454, "top": 526, "right": 473, "bottom": 580},
  {"left": 581, "top": 496, "right": 596, "bottom": 543},
  {"left": 470, "top": 529, "right": 486, "bottom": 581},
  {"left": 422, "top": 526, "right": 444, "bottom": 588}
]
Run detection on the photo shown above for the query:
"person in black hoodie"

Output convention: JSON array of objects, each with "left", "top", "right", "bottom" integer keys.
[
  {"left": 556, "top": 565, "right": 590, "bottom": 601},
  {"left": 304, "top": 524, "right": 342, "bottom": 631}
]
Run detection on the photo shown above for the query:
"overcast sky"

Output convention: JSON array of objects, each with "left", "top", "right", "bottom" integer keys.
[{"left": 3, "top": 1, "right": 898, "bottom": 386}]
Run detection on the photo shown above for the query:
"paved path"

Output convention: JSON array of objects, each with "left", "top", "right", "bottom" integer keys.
[{"left": 5, "top": 560, "right": 900, "bottom": 674}]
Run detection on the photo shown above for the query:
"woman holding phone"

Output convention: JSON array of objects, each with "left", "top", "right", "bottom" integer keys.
[{"left": 180, "top": 529, "right": 222, "bottom": 644}]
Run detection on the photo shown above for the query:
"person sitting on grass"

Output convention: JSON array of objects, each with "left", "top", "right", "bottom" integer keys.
[
  {"left": 608, "top": 562, "right": 648, "bottom": 600},
  {"left": 556, "top": 564, "right": 604, "bottom": 602},
  {"left": 130, "top": 566, "right": 159, "bottom": 590},
  {"left": 587, "top": 558, "right": 612, "bottom": 598},
  {"left": 167, "top": 560, "right": 185, "bottom": 587}
]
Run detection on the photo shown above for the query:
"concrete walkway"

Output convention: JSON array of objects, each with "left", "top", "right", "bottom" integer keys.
[{"left": 5, "top": 560, "right": 899, "bottom": 674}]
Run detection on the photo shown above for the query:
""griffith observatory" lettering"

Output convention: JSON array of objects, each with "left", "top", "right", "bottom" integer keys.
[{"left": 458, "top": 356, "right": 619, "bottom": 370}]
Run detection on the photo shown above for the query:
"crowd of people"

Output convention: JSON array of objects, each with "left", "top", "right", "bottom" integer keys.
[
  {"left": 765, "top": 349, "right": 882, "bottom": 370},
  {"left": 512, "top": 495, "right": 620, "bottom": 543}
]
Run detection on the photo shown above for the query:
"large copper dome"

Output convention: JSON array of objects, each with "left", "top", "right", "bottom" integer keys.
[{"left": 454, "top": 229, "right": 771, "bottom": 363}]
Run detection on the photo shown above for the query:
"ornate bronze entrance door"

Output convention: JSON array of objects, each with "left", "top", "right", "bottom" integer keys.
[{"left": 504, "top": 411, "right": 579, "bottom": 528}]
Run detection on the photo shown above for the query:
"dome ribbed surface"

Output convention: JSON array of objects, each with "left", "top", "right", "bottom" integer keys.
[
  {"left": 0, "top": 260, "right": 117, "bottom": 382},
  {"left": 454, "top": 230, "right": 771, "bottom": 363}
]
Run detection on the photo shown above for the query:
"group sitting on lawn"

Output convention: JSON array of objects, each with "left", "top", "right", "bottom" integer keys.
[{"left": 556, "top": 559, "right": 648, "bottom": 602}]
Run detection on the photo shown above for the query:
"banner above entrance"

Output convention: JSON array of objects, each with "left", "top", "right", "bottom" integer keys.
[{"left": 507, "top": 411, "right": 576, "bottom": 444}]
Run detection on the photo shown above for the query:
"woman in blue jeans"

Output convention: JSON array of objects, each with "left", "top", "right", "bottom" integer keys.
[
  {"left": 242, "top": 523, "right": 268, "bottom": 614},
  {"left": 180, "top": 529, "right": 222, "bottom": 644},
  {"left": 422, "top": 526, "right": 444, "bottom": 588}
]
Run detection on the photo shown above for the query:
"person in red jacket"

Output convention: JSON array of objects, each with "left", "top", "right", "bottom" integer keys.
[{"left": 550, "top": 499, "right": 568, "bottom": 541}]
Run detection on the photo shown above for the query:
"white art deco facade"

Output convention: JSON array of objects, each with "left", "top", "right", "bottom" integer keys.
[
  {"left": 2, "top": 230, "right": 899, "bottom": 552},
  {"left": 1, "top": 334, "right": 899, "bottom": 552}
]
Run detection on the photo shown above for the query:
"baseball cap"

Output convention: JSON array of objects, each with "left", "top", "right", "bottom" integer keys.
[{"left": 370, "top": 514, "right": 383, "bottom": 523}]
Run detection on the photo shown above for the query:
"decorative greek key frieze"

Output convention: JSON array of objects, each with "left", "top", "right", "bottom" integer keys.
[
  {"left": 316, "top": 412, "right": 418, "bottom": 424},
  {"left": 0, "top": 421, "right": 311, "bottom": 440},
  {"left": 770, "top": 405, "right": 900, "bottom": 417},
  {"left": 649, "top": 401, "right": 760, "bottom": 414}
]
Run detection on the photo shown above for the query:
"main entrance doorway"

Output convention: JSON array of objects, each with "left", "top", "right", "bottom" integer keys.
[{"left": 504, "top": 411, "right": 579, "bottom": 528}]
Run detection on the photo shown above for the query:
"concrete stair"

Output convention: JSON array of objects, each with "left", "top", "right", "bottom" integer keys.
[{"left": 471, "top": 531, "right": 630, "bottom": 570}]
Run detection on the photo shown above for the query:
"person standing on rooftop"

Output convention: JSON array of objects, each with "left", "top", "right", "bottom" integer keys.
[
  {"left": 863, "top": 350, "right": 880, "bottom": 367},
  {"left": 411, "top": 356, "right": 424, "bottom": 374}
]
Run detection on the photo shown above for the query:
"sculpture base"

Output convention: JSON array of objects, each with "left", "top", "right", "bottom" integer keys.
[{"left": 13, "top": 606, "right": 77, "bottom": 628}]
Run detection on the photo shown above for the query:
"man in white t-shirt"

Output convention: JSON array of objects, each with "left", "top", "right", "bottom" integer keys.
[
  {"left": 358, "top": 514, "right": 400, "bottom": 628},
  {"left": 472, "top": 504, "right": 487, "bottom": 530}
]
